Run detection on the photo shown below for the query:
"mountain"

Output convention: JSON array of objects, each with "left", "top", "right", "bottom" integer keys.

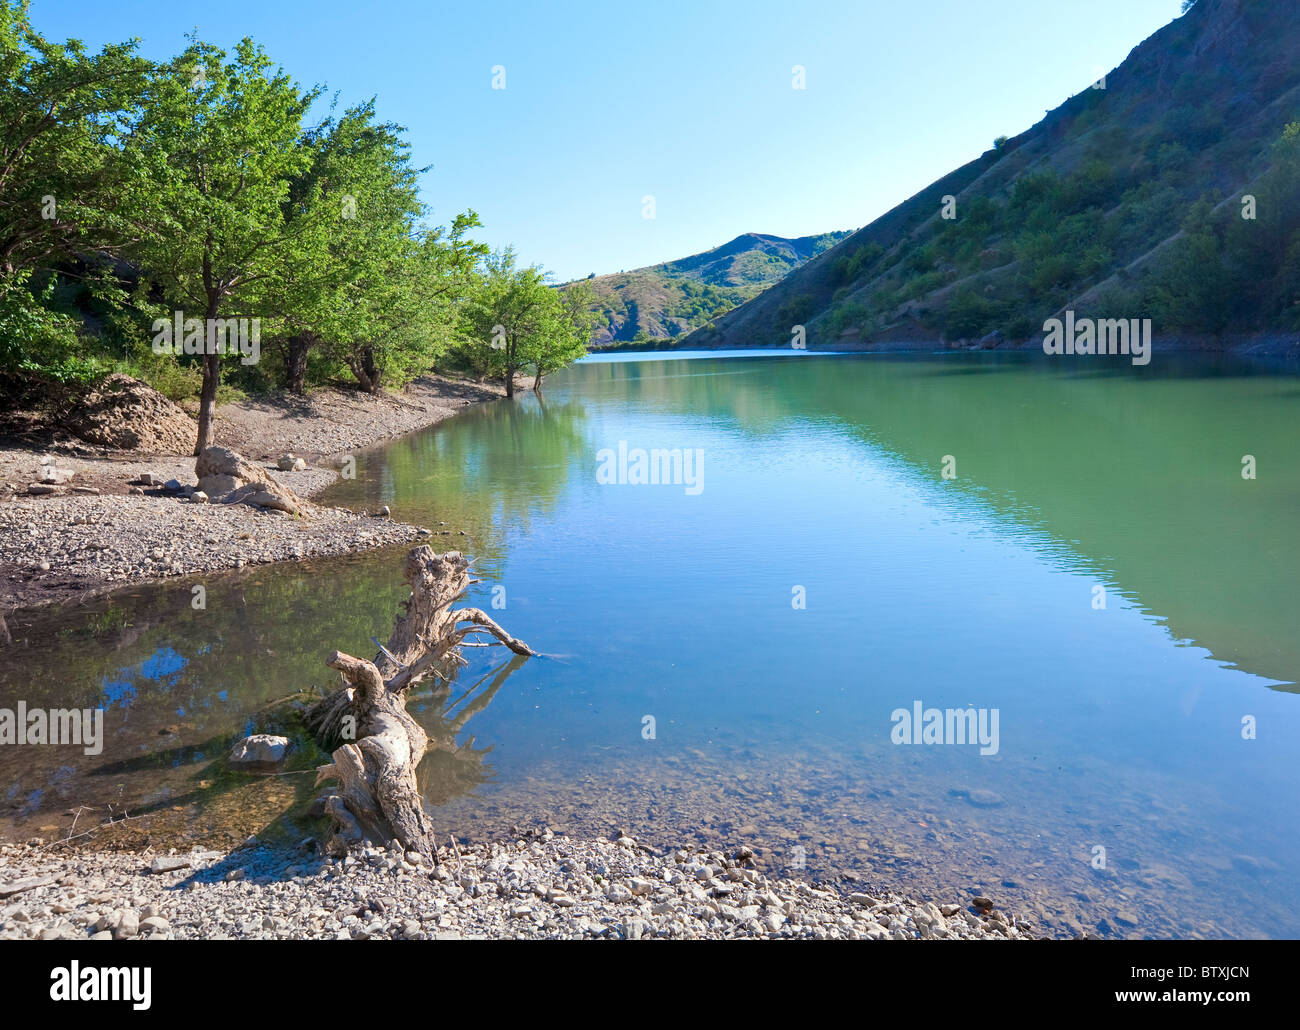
[
  {"left": 573, "top": 231, "right": 850, "bottom": 345},
  {"left": 687, "top": 0, "right": 1300, "bottom": 352}
]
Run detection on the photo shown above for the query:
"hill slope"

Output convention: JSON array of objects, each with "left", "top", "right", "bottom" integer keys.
[
  {"left": 688, "top": 0, "right": 1300, "bottom": 352},
  {"left": 574, "top": 231, "right": 849, "bottom": 345}
]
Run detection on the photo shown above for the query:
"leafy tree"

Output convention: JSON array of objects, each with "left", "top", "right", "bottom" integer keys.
[
  {"left": 0, "top": 0, "right": 150, "bottom": 376},
  {"left": 128, "top": 37, "right": 320, "bottom": 452},
  {"left": 463, "top": 250, "right": 592, "bottom": 398},
  {"left": 532, "top": 279, "right": 598, "bottom": 393},
  {"left": 272, "top": 100, "right": 425, "bottom": 392}
]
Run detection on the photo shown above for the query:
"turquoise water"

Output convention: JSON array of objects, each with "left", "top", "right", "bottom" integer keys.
[{"left": 3, "top": 350, "right": 1298, "bottom": 938}]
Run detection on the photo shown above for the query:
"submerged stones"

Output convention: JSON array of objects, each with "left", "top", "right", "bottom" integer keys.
[{"left": 228, "top": 734, "right": 290, "bottom": 768}]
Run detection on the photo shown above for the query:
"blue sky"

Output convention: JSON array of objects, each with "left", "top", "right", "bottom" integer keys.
[{"left": 37, "top": 0, "right": 1184, "bottom": 282}]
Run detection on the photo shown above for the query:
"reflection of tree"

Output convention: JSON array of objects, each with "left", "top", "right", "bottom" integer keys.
[
  {"left": 413, "top": 654, "right": 526, "bottom": 806},
  {"left": 320, "top": 396, "right": 590, "bottom": 558}
]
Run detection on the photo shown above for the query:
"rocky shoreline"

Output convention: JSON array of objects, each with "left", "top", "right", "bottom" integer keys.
[
  {"left": 0, "top": 375, "right": 506, "bottom": 610},
  {"left": 0, "top": 833, "right": 1030, "bottom": 941}
]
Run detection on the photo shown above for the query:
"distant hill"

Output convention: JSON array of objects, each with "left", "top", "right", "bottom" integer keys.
[
  {"left": 572, "top": 231, "right": 850, "bottom": 345},
  {"left": 688, "top": 0, "right": 1300, "bottom": 352}
]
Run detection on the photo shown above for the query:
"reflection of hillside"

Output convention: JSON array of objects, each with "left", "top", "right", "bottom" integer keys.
[{"left": 574, "top": 354, "right": 1300, "bottom": 687}]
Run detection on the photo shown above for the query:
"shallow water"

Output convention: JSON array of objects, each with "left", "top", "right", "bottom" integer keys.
[{"left": 3, "top": 351, "right": 1298, "bottom": 938}]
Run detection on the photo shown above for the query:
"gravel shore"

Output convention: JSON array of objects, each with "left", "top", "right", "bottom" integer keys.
[
  {"left": 0, "top": 833, "right": 1029, "bottom": 941},
  {"left": 0, "top": 375, "right": 506, "bottom": 609},
  {"left": 0, "top": 492, "right": 431, "bottom": 608}
]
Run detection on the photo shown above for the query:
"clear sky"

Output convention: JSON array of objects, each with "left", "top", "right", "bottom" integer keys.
[{"left": 36, "top": 0, "right": 1184, "bottom": 282}]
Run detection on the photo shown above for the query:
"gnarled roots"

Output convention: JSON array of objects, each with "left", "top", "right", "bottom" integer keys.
[{"left": 304, "top": 547, "right": 536, "bottom": 862}]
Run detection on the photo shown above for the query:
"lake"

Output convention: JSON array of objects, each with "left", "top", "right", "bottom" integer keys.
[{"left": 3, "top": 349, "right": 1298, "bottom": 939}]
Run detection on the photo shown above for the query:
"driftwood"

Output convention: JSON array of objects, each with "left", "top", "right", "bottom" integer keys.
[{"left": 304, "top": 547, "right": 536, "bottom": 861}]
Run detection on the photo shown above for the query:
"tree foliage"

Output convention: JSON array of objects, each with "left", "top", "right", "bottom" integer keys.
[{"left": 0, "top": 2, "right": 596, "bottom": 451}]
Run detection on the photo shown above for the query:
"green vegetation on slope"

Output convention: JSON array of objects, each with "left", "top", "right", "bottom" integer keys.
[
  {"left": 571, "top": 231, "right": 849, "bottom": 345},
  {"left": 691, "top": 0, "right": 1300, "bottom": 350}
]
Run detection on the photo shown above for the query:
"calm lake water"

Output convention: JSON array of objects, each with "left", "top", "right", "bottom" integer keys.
[{"left": 3, "top": 350, "right": 1299, "bottom": 938}]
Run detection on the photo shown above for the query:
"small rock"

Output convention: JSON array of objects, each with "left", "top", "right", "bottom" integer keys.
[
  {"left": 621, "top": 918, "right": 648, "bottom": 940},
  {"left": 113, "top": 911, "right": 139, "bottom": 939},
  {"left": 228, "top": 734, "right": 289, "bottom": 766}
]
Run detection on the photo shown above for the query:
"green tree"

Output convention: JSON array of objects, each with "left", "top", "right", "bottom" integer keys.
[
  {"left": 534, "top": 279, "right": 598, "bottom": 392},
  {"left": 273, "top": 100, "right": 425, "bottom": 392},
  {"left": 462, "top": 250, "right": 583, "bottom": 399},
  {"left": 128, "top": 37, "right": 320, "bottom": 452},
  {"left": 0, "top": 0, "right": 150, "bottom": 375}
]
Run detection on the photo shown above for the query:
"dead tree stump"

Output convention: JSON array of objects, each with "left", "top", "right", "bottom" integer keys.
[{"left": 304, "top": 547, "right": 536, "bottom": 861}]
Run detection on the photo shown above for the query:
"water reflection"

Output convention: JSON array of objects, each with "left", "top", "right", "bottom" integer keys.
[
  {"left": 0, "top": 558, "right": 529, "bottom": 845},
  {"left": 3, "top": 351, "right": 1299, "bottom": 940}
]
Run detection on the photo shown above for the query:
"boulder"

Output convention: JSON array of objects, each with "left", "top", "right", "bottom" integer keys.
[
  {"left": 249, "top": 489, "right": 295, "bottom": 514},
  {"left": 195, "top": 447, "right": 302, "bottom": 515},
  {"left": 276, "top": 453, "right": 296, "bottom": 471},
  {"left": 228, "top": 733, "right": 290, "bottom": 767}
]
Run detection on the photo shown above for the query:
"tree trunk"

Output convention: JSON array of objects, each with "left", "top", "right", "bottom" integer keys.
[
  {"left": 350, "top": 347, "right": 382, "bottom": 393},
  {"left": 351, "top": 361, "right": 374, "bottom": 393},
  {"left": 304, "top": 547, "right": 537, "bottom": 861},
  {"left": 194, "top": 350, "right": 219, "bottom": 456},
  {"left": 285, "top": 332, "right": 313, "bottom": 394},
  {"left": 194, "top": 296, "right": 222, "bottom": 456},
  {"left": 361, "top": 346, "right": 381, "bottom": 393}
]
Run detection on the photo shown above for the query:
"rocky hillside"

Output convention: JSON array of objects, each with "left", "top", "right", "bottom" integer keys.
[
  {"left": 573, "top": 231, "right": 849, "bottom": 345},
  {"left": 689, "top": 0, "right": 1300, "bottom": 350}
]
